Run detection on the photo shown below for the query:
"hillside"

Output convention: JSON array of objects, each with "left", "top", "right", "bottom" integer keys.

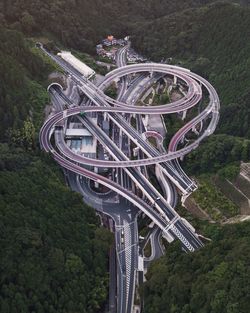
[
  {"left": 0, "top": 1, "right": 245, "bottom": 52},
  {"left": 0, "top": 0, "right": 250, "bottom": 312},
  {"left": 0, "top": 27, "right": 52, "bottom": 141},
  {"left": 0, "top": 25, "right": 113, "bottom": 313},
  {"left": 134, "top": 2, "right": 250, "bottom": 108},
  {"left": 2, "top": 2, "right": 249, "bottom": 142},
  {"left": 0, "top": 146, "right": 112, "bottom": 313},
  {"left": 142, "top": 222, "right": 250, "bottom": 313}
]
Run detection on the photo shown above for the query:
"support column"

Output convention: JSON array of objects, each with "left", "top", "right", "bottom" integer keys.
[{"left": 182, "top": 109, "right": 187, "bottom": 120}]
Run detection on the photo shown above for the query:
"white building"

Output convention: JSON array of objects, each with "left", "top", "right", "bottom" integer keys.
[
  {"left": 58, "top": 51, "right": 95, "bottom": 79},
  {"left": 66, "top": 122, "right": 97, "bottom": 155}
]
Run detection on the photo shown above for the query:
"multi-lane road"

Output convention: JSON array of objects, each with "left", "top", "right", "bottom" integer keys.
[{"left": 38, "top": 42, "right": 219, "bottom": 313}]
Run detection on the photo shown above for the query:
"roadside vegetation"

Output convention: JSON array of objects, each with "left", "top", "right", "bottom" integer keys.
[
  {"left": 142, "top": 221, "right": 250, "bottom": 313},
  {"left": 104, "top": 82, "right": 118, "bottom": 99},
  {"left": 153, "top": 91, "right": 170, "bottom": 106},
  {"left": 0, "top": 26, "right": 112, "bottom": 313},
  {"left": 0, "top": 146, "right": 113, "bottom": 313},
  {"left": 184, "top": 135, "right": 250, "bottom": 176},
  {"left": 1, "top": 1, "right": 250, "bottom": 312},
  {"left": 193, "top": 175, "right": 239, "bottom": 221}
]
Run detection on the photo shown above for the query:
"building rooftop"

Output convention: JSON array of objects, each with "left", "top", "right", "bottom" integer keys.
[
  {"left": 65, "top": 128, "right": 92, "bottom": 137},
  {"left": 58, "top": 51, "right": 95, "bottom": 79}
]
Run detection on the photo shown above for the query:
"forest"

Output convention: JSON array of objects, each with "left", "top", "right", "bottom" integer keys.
[
  {"left": 0, "top": 0, "right": 250, "bottom": 312},
  {"left": 142, "top": 222, "right": 250, "bottom": 313},
  {"left": 0, "top": 12, "right": 113, "bottom": 313},
  {"left": 0, "top": 27, "right": 52, "bottom": 141},
  {"left": 184, "top": 134, "right": 250, "bottom": 176},
  {"left": 0, "top": 145, "right": 113, "bottom": 313},
  {"left": 133, "top": 2, "right": 250, "bottom": 105},
  {"left": 1, "top": 1, "right": 250, "bottom": 147}
]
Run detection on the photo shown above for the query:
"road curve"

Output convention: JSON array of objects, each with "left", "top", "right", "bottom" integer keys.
[{"left": 39, "top": 45, "right": 219, "bottom": 252}]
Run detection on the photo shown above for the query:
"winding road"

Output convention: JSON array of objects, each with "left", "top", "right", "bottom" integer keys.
[{"left": 38, "top": 42, "right": 220, "bottom": 313}]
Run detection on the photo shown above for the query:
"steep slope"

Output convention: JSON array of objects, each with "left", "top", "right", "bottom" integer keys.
[
  {"left": 0, "top": 1, "right": 250, "bottom": 312},
  {"left": 0, "top": 27, "right": 51, "bottom": 141},
  {"left": 0, "top": 146, "right": 112, "bottom": 313},
  {"left": 133, "top": 2, "right": 250, "bottom": 105},
  {"left": 142, "top": 222, "right": 250, "bottom": 313},
  {"left": 0, "top": 25, "right": 113, "bottom": 313},
  {"left": 0, "top": 1, "right": 233, "bottom": 52}
]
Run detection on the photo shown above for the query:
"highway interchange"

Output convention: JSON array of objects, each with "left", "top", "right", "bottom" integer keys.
[{"left": 38, "top": 42, "right": 220, "bottom": 313}]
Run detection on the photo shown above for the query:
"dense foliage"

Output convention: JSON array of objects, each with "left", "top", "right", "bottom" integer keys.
[
  {"left": 185, "top": 134, "right": 250, "bottom": 175},
  {"left": 1, "top": 1, "right": 250, "bottom": 124},
  {"left": 218, "top": 90, "right": 250, "bottom": 138},
  {"left": 142, "top": 222, "right": 250, "bottom": 313},
  {"left": 0, "top": 145, "right": 113, "bottom": 313},
  {"left": 193, "top": 175, "right": 239, "bottom": 220},
  {"left": 134, "top": 2, "right": 250, "bottom": 104},
  {"left": 1, "top": 1, "right": 250, "bottom": 312},
  {"left": 0, "top": 1, "right": 221, "bottom": 52},
  {"left": 133, "top": 2, "right": 250, "bottom": 165},
  {"left": 0, "top": 27, "right": 51, "bottom": 141},
  {"left": 0, "top": 10, "right": 114, "bottom": 312}
]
